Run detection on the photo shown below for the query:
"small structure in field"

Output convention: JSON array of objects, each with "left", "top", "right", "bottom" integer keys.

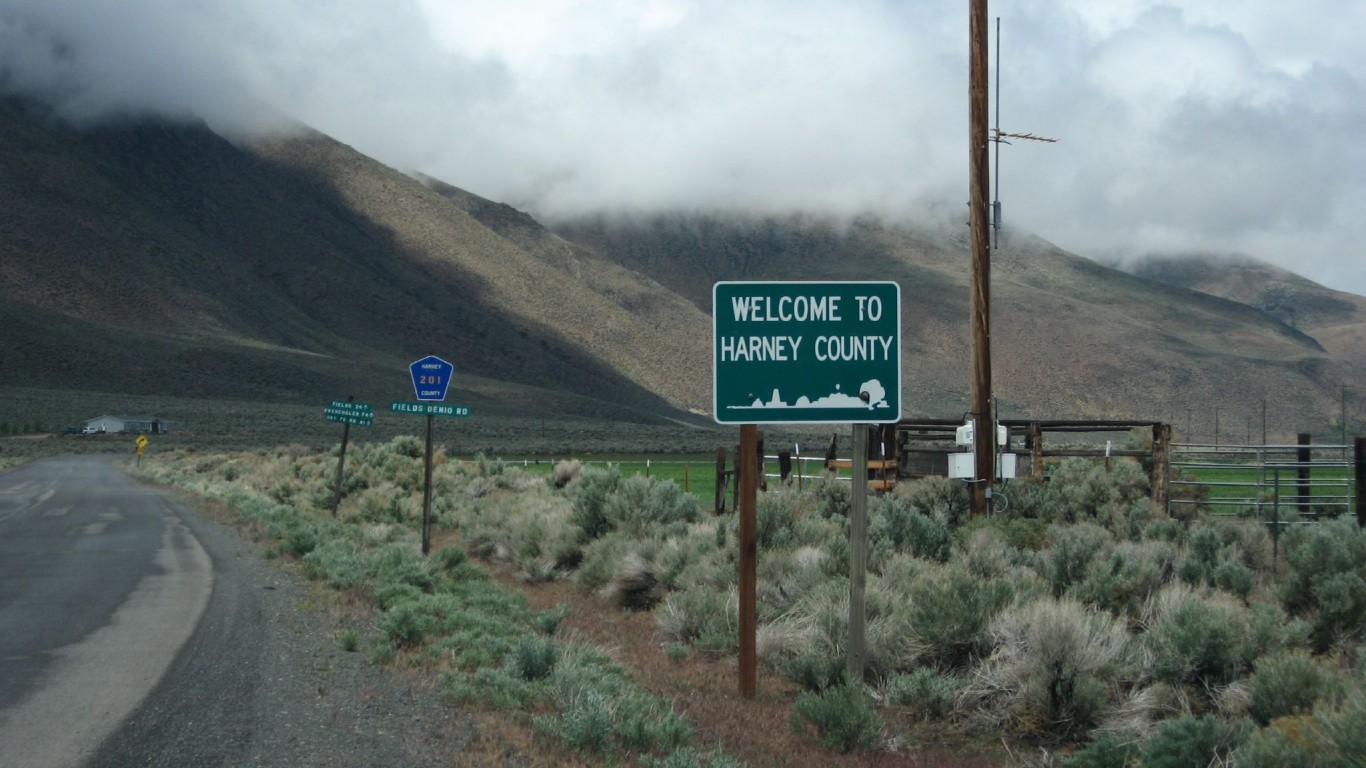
[{"left": 84, "top": 416, "right": 174, "bottom": 434}]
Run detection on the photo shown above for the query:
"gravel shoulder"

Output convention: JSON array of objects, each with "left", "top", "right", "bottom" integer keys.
[{"left": 88, "top": 486, "right": 477, "bottom": 768}]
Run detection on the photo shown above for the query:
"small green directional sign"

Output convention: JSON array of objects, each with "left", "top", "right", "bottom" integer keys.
[
  {"left": 390, "top": 401, "right": 471, "bottom": 418},
  {"left": 324, "top": 400, "right": 373, "bottom": 427},
  {"left": 713, "top": 281, "right": 901, "bottom": 425}
]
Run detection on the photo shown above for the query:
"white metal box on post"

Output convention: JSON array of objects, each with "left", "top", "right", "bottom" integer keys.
[{"left": 948, "top": 452, "right": 1017, "bottom": 479}]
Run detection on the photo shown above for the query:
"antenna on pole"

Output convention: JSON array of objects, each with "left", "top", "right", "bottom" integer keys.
[{"left": 989, "top": 16, "right": 1057, "bottom": 250}]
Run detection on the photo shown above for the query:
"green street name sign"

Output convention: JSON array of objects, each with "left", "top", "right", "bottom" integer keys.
[
  {"left": 390, "top": 401, "right": 471, "bottom": 418},
  {"left": 327, "top": 400, "right": 373, "bottom": 415},
  {"left": 713, "top": 281, "right": 901, "bottom": 425}
]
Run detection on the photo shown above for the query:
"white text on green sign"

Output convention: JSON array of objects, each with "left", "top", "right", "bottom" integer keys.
[
  {"left": 327, "top": 400, "right": 373, "bottom": 415},
  {"left": 713, "top": 281, "right": 901, "bottom": 425},
  {"left": 390, "top": 401, "right": 471, "bottom": 418},
  {"left": 326, "top": 414, "right": 373, "bottom": 427}
]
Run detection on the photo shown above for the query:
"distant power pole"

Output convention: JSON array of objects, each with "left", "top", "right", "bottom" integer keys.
[{"left": 968, "top": 0, "right": 992, "bottom": 517}]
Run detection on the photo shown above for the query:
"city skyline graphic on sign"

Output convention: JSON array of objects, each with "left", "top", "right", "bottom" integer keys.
[{"left": 725, "top": 379, "right": 890, "bottom": 412}]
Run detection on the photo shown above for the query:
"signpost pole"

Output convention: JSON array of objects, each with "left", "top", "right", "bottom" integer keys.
[
  {"left": 331, "top": 396, "right": 355, "bottom": 517},
  {"left": 848, "top": 423, "right": 869, "bottom": 682},
  {"left": 422, "top": 413, "right": 435, "bottom": 555},
  {"left": 738, "top": 423, "right": 758, "bottom": 699},
  {"left": 332, "top": 420, "right": 351, "bottom": 517}
]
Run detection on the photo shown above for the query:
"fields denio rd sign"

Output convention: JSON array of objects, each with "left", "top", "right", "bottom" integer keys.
[{"left": 713, "top": 281, "right": 901, "bottom": 425}]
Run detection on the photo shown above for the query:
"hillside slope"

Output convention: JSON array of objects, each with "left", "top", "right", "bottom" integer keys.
[
  {"left": 0, "top": 98, "right": 708, "bottom": 423},
  {"left": 556, "top": 214, "right": 1364, "bottom": 434},
  {"left": 1131, "top": 253, "right": 1366, "bottom": 368}
]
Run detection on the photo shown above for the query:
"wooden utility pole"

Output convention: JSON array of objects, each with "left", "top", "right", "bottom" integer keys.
[{"left": 969, "top": 0, "right": 993, "bottom": 516}]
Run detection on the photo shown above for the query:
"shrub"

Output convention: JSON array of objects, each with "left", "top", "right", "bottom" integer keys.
[
  {"left": 616, "top": 695, "right": 692, "bottom": 754},
  {"left": 1280, "top": 517, "right": 1366, "bottom": 651},
  {"left": 444, "top": 666, "right": 541, "bottom": 710},
  {"left": 1041, "top": 523, "right": 1114, "bottom": 598},
  {"left": 1320, "top": 693, "right": 1366, "bottom": 764},
  {"left": 337, "top": 628, "right": 359, "bottom": 652},
  {"left": 435, "top": 544, "right": 467, "bottom": 572},
  {"left": 1247, "top": 652, "right": 1342, "bottom": 726},
  {"left": 1140, "top": 714, "right": 1249, "bottom": 768},
  {"left": 657, "top": 586, "right": 736, "bottom": 652},
  {"left": 570, "top": 466, "right": 624, "bottom": 540},
  {"left": 784, "top": 654, "right": 845, "bottom": 693},
  {"left": 1233, "top": 716, "right": 1332, "bottom": 768},
  {"left": 892, "top": 475, "right": 969, "bottom": 526},
  {"left": 1142, "top": 586, "right": 1249, "bottom": 691},
  {"left": 959, "top": 526, "right": 1016, "bottom": 579},
  {"left": 755, "top": 488, "right": 804, "bottom": 550},
  {"left": 381, "top": 600, "right": 434, "bottom": 647},
  {"left": 1060, "top": 733, "right": 1140, "bottom": 768},
  {"left": 791, "top": 683, "right": 882, "bottom": 753},
  {"left": 510, "top": 633, "right": 560, "bottom": 681},
  {"left": 868, "top": 494, "right": 953, "bottom": 563},
  {"left": 570, "top": 469, "right": 700, "bottom": 542},
  {"left": 814, "top": 479, "right": 851, "bottom": 520},
  {"left": 898, "top": 565, "right": 1018, "bottom": 669},
  {"left": 551, "top": 459, "right": 583, "bottom": 488},
  {"left": 963, "top": 598, "right": 1130, "bottom": 737},
  {"left": 885, "top": 667, "right": 959, "bottom": 719},
  {"left": 1070, "top": 539, "right": 1176, "bottom": 620},
  {"left": 558, "top": 689, "right": 615, "bottom": 753},
  {"left": 1178, "top": 521, "right": 1256, "bottom": 600},
  {"left": 1046, "top": 457, "right": 1149, "bottom": 524}
]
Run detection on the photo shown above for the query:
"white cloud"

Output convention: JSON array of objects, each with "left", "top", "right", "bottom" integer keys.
[{"left": 1, "top": 0, "right": 1364, "bottom": 295}]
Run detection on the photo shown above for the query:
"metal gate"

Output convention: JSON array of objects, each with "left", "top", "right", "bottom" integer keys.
[{"left": 1169, "top": 441, "right": 1356, "bottom": 520}]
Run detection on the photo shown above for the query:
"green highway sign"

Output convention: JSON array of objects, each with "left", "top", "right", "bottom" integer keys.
[
  {"left": 390, "top": 401, "right": 471, "bottom": 418},
  {"left": 713, "top": 281, "right": 901, "bottom": 425},
  {"left": 323, "top": 400, "right": 373, "bottom": 427}
]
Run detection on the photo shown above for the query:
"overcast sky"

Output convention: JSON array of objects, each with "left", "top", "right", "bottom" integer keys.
[{"left": 3, "top": 1, "right": 1364, "bottom": 295}]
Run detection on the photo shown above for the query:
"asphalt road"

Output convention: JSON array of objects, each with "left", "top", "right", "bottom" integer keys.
[{"left": 0, "top": 456, "right": 469, "bottom": 767}]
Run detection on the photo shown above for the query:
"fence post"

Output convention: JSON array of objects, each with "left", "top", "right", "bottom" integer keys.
[
  {"left": 1297, "top": 433, "right": 1312, "bottom": 516},
  {"left": 1356, "top": 436, "right": 1365, "bottom": 528},
  {"left": 778, "top": 451, "right": 792, "bottom": 484},
  {"left": 1151, "top": 423, "right": 1171, "bottom": 510}
]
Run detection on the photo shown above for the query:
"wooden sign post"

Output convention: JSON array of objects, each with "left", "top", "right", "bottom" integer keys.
[{"left": 738, "top": 424, "right": 758, "bottom": 699}]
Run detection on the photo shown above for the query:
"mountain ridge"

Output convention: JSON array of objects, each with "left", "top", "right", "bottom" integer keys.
[{"left": 2, "top": 98, "right": 1364, "bottom": 440}]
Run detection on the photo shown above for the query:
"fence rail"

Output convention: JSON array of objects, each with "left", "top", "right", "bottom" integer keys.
[{"left": 1170, "top": 439, "right": 1357, "bottom": 520}]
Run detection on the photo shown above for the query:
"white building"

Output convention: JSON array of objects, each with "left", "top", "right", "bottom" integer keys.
[{"left": 84, "top": 416, "right": 174, "bottom": 434}]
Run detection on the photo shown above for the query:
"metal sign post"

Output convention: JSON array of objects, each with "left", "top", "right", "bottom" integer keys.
[{"left": 394, "top": 355, "right": 464, "bottom": 556}]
